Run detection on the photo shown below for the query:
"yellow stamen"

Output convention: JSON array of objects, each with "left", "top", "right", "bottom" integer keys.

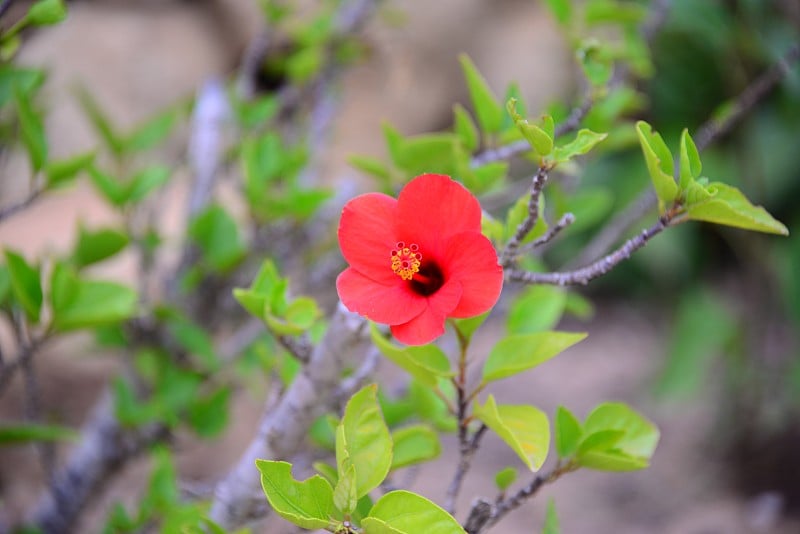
[{"left": 390, "top": 241, "right": 421, "bottom": 280}]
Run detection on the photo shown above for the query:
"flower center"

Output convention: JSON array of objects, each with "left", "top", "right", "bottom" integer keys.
[{"left": 390, "top": 241, "right": 421, "bottom": 280}]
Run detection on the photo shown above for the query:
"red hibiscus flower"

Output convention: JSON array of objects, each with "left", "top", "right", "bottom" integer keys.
[{"left": 336, "top": 173, "right": 503, "bottom": 345}]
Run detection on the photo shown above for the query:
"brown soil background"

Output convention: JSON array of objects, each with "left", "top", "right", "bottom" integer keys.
[{"left": 0, "top": 1, "right": 797, "bottom": 533}]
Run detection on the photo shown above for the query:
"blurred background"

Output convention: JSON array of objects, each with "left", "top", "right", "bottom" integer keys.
[{"left": 1, "top": 0, "right": 799, "bottom": 532}]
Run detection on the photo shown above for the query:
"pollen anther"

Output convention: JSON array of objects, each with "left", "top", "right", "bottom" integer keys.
[{"left": 391, "top": 242, "right": 422, "bottom": 280}]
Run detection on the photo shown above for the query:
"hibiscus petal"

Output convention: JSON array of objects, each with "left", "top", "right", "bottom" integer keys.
[
  {"left": 390, "top": 279, "right": 463, "bottom": 345},
  {"left": 441, "top": 231, "right": 503, "bottom": 318},
  {"left": 397, "top": 175, "right": 482, "bottom": 253},
  {"left": 337, "top": 268, "right": 426, "bottom": 324},
  {"left": 338, "top": 192, "right": 399, "bottom": 284}
]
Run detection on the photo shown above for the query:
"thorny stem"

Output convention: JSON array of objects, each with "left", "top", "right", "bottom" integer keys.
[{"left": 499, "top": 167, "right": 549, "bottom": 268}]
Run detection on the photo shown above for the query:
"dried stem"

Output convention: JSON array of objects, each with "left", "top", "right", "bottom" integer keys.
[
  {"left": 518, "top": 212, "right": 575, "bottom": 254},
  {"left": 444, "top": 424, "right": 488, "bottom": 515},
  {"left": 0, "top": 187, "right": 44, "bottom": 224}
]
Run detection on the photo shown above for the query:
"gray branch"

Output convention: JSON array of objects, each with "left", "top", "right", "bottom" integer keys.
[
  {"left": 507, "top": 216, "right": 669, "bottom": 286},
  {"left": 209, "top": 305, "right": 369, "bottom": 529}
]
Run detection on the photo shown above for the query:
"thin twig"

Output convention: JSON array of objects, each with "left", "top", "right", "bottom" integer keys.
[
  {"left": 334, "top": 346, "right": 381, "bottom": 407},
  {"left": 500, "top": 167, "right": 549, "bottom": 267},
  {"left": 465, "top": 462, "right": 576, "bottom": 534},
  {"left": 0, "top": 188, "right": 44, "bottom": 224},
  {"left": 444, "top": 424, "right": 488, "bottom": 515},
  {"left": 507, "top": 214, "right": 671, "bottom": 286},
  {"left": 518, "top": 212, "right": 575, "bottom": 255}
]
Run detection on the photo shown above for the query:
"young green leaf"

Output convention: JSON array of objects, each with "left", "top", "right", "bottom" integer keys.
[
  {"left": 494, "top": 466, "right": 517, "bottom": 492},
  {"left": 482, "top": 331, "right": 587, "bottom": 383},
  {"left": 678, "top": 128, "right": 701, "bottom": 190},
  {"left": 336, "top": 385, "right": 393, "bottom": 499},
  {"left": 233, "top": 259, "right": 283, "bottom": 319},
  {"left": 506, "top": 98, "right": 553, "bottom": 156},
  {"left": 577, "top": 41, "right": 613, "bottom": 87},
  {"left": 88, "top": 166, "right": 129, "bottom": 206},
  {"left": 333, "top": 462, "right": 359, "bottom": 515},
  {"left": 363, "top": 490, "right": 465, "bottom": 534},
  {"left": 554, "top": 406, "right": 583, "bottom": 458},
  {"left": 14, "top": 86, "right": 48, "bottom": 172},
  {"left": 124, "top": 109, "right": 178, "bottom": 152},
  {"left": 575, "top": 402, "right": 659, "bottom": 471},
  {"left": 474, "top": 395, "right": 550, "bottom": 471},
  {"left": 76, "top": 87, "right": 124, "bottom": 157},
  {"left": 349, "top": 155, "right": 392, "bottom": 185},
  {"left": 265, "top": 297, "right": 320, "bottom": 335},
  {"left": 390, "top": 425, "right": 442, "bottom": 470},
  {"left": 550, "top": 129, "right": 607, "bottom": 164},
  {"left": 393, "top": 133, "right": 457, "bottom": 176},
  {"left": 459, "top": 54, "right": 504, "bottom": 134},
  {"left": 684, "top": 182, "right": 788, "bottom": 235},
  {"left": 369, "top": 324, "right": 454, "bottom": 387},
  {"left": 73, "top": 226, "right": 129, "bottom": 268},
  {"left": 635, "top": 121, "right": 678, "bottom": 209},
  {"left": 256, "top": 460, "right": 336, "bottom": 530},
  {"left": 543, "top": 0, "right": 572, "bottom": 25},
  {"left": 127, "top": 166, "right": 171, "bottom": 203},
  {"left": 4, "top": 249, "right": 42, "bottom": 322}
]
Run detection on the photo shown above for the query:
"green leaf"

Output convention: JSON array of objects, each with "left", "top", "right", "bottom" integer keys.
[
  {"left": 390, "top": 425, "right": 441, "bottom": 470},
  {"left": 233, "top": 259, "right": 283, "bottom": 318},
  {"left": 482, "top": 332, "right": 587, "bottom": 383},
  {"left": 73, "top": 225, "right": 129, "bottom": 268},
  {"left": 494, "top": 466, "right": 517, "bottom": 491},
  {"left": 14, "top": 86, "right": 48, "bottom": 172},
  {"left": 265, "top": 297, "right": 320, "bottom": 335},
  {"left": 506, "top": 98, "right": 553, "bottom": 156},
  {"left": 23, "top": 0, "right": 67, "bottom": 26},
  {"left": 189, "top": 205, "right": 247, "bottom": 272},
  {"left": 685, "top": 182, "right": 788, "bottom": 235},
  {"left": 336, "top": 385, "right": 393, "bottom": 499},
  {"left": 256, "top": 460, "right": 335, "bottom": 530},
  {"left": 76, "top": 87, "right": 124, "bottom": 157},
  {"left": 51, "top": 279, "right": 137, "bottom": 331},
  {"left": 45, "top": 151, "right": 95, "bottom": 187},
  {"left": 393, "top": 134, "right": 457, "bottom": 176},
  {"left": 635, "top": 121, "right": 678, "bottom": 209},
  {"left": 453, "top": 104, "right": 479, "bottom": 152},
  {"left": 542, "top": 498, "right": 560, "bottom": 534},
  {"left": 474, "top": 395, "right": 550, "bottom": 471},
  {"left": 0, "top": 67, "right": 44, "bottom": 107},
  {"left": 551, "top": 129, "right": 607, "bottom": 163},
  {"left": 543, "top": 0, "right": 571, "bottom": 25},
  {"left": 363, "top": 490, "right": 465, "bottom": 534},
  {"left": 127, "top": 166, "right": 171, "bottom": 203},
  {"left": 554, "top": 406, "right": 583, "bottom": 458},
  {"left": 459, "top": 54, "right": 504, "bottom": 134},
  {"left": 504, "top": 194, "right": 548, "bottom": 245},
  {"left": 370, "top": 324, "right": 454, "bottom": 387},
  {"left": 124, "top": 109, "right": 177, "bottom": 152},
  {"left": 507, "top": 286, "right": 567, "bottom": 334},
  {"left": 4, "top": 250, "right": 42, "bottom": 322},
  {"left": 0, "top": 265, "right": 11, "bottom": 307},
  {"left": 576, "top": 402, "right": 659, "bottom": 471},
  {"left": 450, "top": 312, "right": 489, "bottom": 346},
  {"left": 678, "top": 128, "right": 701, "bottom": 190},
  {"left": 88, "top": 166, "right": 129, "bottom": 206},
  {"left": 349, "top": 155, "right": 392, "bottom": 184},
  {"left": 187, "top": 387, "right": 230, "bottom": 438},
  {"left": 577, "top": 40, "right": 613, "bottom": 87},
  {"left": 333, "top": 462, "right": 358, "bottom": 515},
  {"left": 0, "top": 423, "right": 76, "bottom": 444}
]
